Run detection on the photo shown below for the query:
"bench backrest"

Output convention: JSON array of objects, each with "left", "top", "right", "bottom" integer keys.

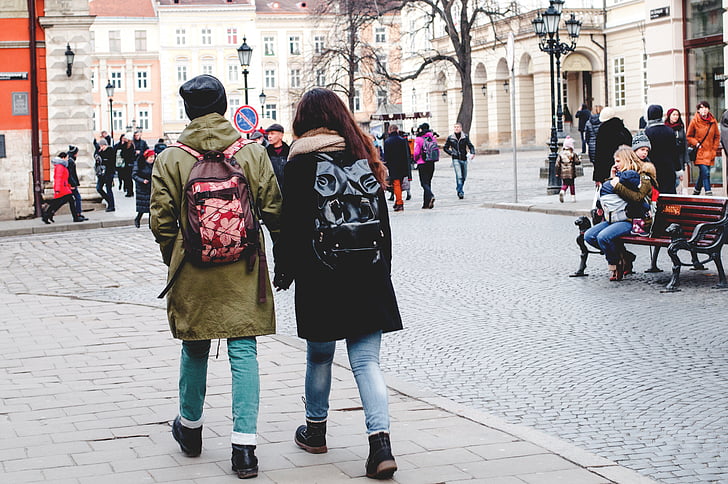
[{"left": 651, "top": 195, "right": 728, "bottom": 241}]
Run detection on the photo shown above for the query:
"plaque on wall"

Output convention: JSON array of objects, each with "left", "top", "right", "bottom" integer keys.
[{"left": 12, "top": 92, "right": 29, "bottom": 115}]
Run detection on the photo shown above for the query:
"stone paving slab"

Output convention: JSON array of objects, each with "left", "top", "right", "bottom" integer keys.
[{"left": 0, "top": 291, "right": 654, "bottom": 483}]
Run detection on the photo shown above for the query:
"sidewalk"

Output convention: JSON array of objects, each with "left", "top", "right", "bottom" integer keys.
[{"left": 0, "top": 291, "right": 656, "bottom": 483}]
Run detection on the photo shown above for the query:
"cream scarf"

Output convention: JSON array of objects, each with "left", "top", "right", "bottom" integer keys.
[{"left": 287, "top": 128, "right": 347, "bottom": 160}]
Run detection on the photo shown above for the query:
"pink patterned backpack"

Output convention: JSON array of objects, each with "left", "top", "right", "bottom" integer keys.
[{"left": 158, "top": 137, "right": 268, "bottom": 302}]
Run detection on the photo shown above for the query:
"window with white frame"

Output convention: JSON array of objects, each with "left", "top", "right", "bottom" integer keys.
[
  {"left": 229, "top": 96, "right": 241, "bottom": 120},
  {"left": 377, "top": 89, "right": 388, "bottom": 106},
  {"left": 135, "top": 30, "right": 147, "bottom": 52},
  {"left": 289, "top": 35, "right": 301, "bottom": 55},
  {"left": 613, "top": 56, "right": 626, "bottom": 107},
  {"left": 109, "top": 30, "right": 121, "bottom": 52},
  {"left": 264, "top": 36, "right": 275, "bottom": 56},
  {"left": 353, "top": 88, "right": 361, "bottom": 111},
  {"left": 642, "top": 53, "right": 648, "bottom": 104},
  {"left": 137, "top": 110, "right": 150, "bottom": 131},
  {"left": 177, "top": 64, "right": 188, "bottom": 83},
  {"left": 228, "top": 62, "right": 239, "bottom": 82},
  {"left": 178, "top": 99, "right": 185, "bottom": 120},
  {"left": 316, "top": 69, "right": 325, "bottom": 87},
  {"left": 265, "top": 69, "right": 276, "bottom": 88},
  {"left": 290, "top": 69, "right": 301, "bottom": 88},
  {"left": 227, "top": 28, "right": 238, "bottom": 45},
  {"left": 562, "top": 72, "right": 568, "bottom": 110},
  {"left": 112, "top": 110, "right": 124, "bottom": 132},
  {"left": 110, "top": 70, "right": 122, "bottom": 89},
  {"left": 375, "top": 26, "right": 386, "bottom": 43},
  {"left": 314, "top": 35, "right": 325, "bottom": 54},
  {"left": 202, "top": 63, "right": 214, "bottom": 76},
  {"left": 408, "top": 20, "right": 416, "bottom": 53},
  {"left": 136, "top": 70, "right": 149, "bottom": 90},
  {"left": 378, "top": 53, "right": 388, "bottom": 73},
  {"left": 264, "top": 103, "right": 278, "bottom": 120},
  {"left": 201, "top": 28, "right": 212, "bottom": 45}
]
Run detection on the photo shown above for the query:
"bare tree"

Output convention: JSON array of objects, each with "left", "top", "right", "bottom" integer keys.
[
  {"left": 307, "top": 0, "right": 397, "bottom": 111},
  {"left": 386, "top": 0, "right": 516, "bottom": 133}
]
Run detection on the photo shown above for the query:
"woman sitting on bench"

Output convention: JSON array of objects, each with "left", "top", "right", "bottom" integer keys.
[{"left": 584, "top": 146, "right": 657, "bottom": 281}]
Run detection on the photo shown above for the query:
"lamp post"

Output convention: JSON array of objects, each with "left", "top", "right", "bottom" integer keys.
[
  {"left": 105, "top": 80, "right": 115, "bottom": 139},
  {"left": 64, "top": 43, "right": 75, "bottom": 77},
  {"left": 237, "top": 37, "right": 253, "bottom": 105},
  {"left": 259, "top": 90, "right": 267, "bottom": 111},
  {"left": 532, "top": 1, "right": 581, "bottom": 194}
]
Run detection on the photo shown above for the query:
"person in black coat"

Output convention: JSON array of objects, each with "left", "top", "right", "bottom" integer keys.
[
  {"left": 265, "top": 123, "right": 290, "bottom": 189},
  {"left": 66, "top": 145, "right": 88, "bottom": 222},
  {"left": 383, "top": 124, "right": 410, "bottom": 211},
  {"left": 129, "top": 131, "right": 149, "bottom": 197},
  {"left": 584, "top": 106, "right": 602, "bottom": 165},
  {"left": 273, "top": 87, "right": 401, "bottom": 480},
  {"left": 575, "top": 103, "right": 591, "bottom": 154},
  {"left": 95, "top": 139, "right": 116, "bottom": 211},
  {"left": 644, "top": 104, "right": 679, "bottom": 194},
  {"left": 594, "top": 107, "right": 632, "bottom": 183},
  {"left": 132, "top": 148, "right": 155, "bottom": 228}
]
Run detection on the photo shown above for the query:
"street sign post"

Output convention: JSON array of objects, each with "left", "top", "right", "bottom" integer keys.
[{"left": 233, "top": 105, "right": 259, "bottom": 134}]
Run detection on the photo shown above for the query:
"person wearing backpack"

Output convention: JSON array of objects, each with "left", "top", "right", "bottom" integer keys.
[
  {"left": 150, "top": 75, "right": 282, "bottom": 480},
  {"left": 272, "top": 88, "right": 402, "bottom": 480},
  {"left": 443, "top": 122, "right": 475, "bottom": 199},
  {"left": 413, "top": 122, "right": 438, "bottom": 209}
]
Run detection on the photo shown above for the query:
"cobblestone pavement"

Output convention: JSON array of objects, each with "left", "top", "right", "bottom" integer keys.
[{"left": 1, "top": 151, "right": 726, "bottom": 483}]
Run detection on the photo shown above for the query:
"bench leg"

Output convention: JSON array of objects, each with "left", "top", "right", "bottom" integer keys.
[
  {"left": 570, "top": 232, "right": 590, "bottom": 277},
  {"left": 714, "top": 251, "right": 728, "bottom": 289},
  {"left": 689, "top": 251, "right": 708, "bottom": 271},
  {"left": 645, "top": 246, "right": 663, "bottom": 273},
  {"left": 664, "top": 245, "right": 682, "bottom": 292}
]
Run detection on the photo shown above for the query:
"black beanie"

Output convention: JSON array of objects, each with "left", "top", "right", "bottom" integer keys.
[
  {"left": 647, "top": 104, "right": 663, "bottom": 121},
  {"left": 179, "top": 75, "right": 228, "bottom": 120}
]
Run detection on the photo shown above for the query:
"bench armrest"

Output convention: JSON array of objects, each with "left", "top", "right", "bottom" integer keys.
[{"left": 686, "top": 213, "right": 728, "bottom": 247}]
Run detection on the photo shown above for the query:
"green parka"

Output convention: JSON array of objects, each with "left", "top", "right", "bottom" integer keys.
[{"left": 150, "top": 113, "right": 282, "bottom": 340}]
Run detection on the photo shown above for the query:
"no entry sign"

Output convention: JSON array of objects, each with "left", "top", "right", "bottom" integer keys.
[{"left": 233, "top": 105, "right": 259, "bottom": 133}]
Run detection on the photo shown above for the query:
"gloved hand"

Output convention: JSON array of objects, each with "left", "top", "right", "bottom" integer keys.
[{"left": 273, "top": 272, "right": 293, "bottom": 291}]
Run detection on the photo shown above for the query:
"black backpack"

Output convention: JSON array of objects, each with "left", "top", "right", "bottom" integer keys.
[{"left": 312, "top": 153, "right": 384, "bottom": 270}]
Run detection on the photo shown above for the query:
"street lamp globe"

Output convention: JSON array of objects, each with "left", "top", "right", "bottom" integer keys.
[
  {"left": 565, "top": 13, "right": 582, "bottom": 39},
  {"left": 64, "top": 43, "right": 75, "bottom": 77},
  {"left": 532, "top": 14, "right": 546, "bottom": 37},
  {"left": 105, "top": 80, "right": 114, "bottom": 98},
  {"left": 542, "top": 5, "right": 561, "bottom": 35},
  {"left": 237, "top": 38, "right": 253, "bottom": 68},
  {"left": 259, "top": 90, "right": 267, "bottom": 106},
  {"left": 550, "top": 0, "right": 565, "bottom": 15}
]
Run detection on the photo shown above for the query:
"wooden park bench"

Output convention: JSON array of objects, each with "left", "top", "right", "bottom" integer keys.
[{"left": 572, "top": 194, "right": 728, "bottom": 291}]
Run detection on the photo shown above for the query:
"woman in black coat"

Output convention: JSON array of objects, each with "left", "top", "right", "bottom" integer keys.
[
  {"left": 644, "top": 104, "right": 679, "bottom": 194},
  {"left": 131, "top": 148, "right": 154, "bottom": 228},
  {"left": 273, "top": 88, "right": 402, "bottom": 480},
  {"left": 665, "top": 108, "right": 689, "bottom": 191},
  {"left": 594, "top": 107, "right": 632, "bottom": 183}
]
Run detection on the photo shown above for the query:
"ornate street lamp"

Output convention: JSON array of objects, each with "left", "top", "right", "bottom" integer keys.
[
  {"left": 532, "top": 0, "right": 581, "bottom": 194},
  {"left": 259, "top": 90, "right": 267, "bottom": 108},
  {"left": 64, "top": 43, "right": 75, "bottom": 77},
  {"left": 237, "top": 37, "right": 253, "bottom": 105},
  {"left": 105, "top": 80, "right": 115, "bottom": 139}
]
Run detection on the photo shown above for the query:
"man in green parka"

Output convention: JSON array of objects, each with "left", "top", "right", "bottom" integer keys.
[{"left": 150, "top": 75, "right": 282, "bottom": 479}]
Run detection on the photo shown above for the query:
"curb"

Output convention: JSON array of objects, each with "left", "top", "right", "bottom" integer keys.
[
  {"left": 482, "top": 201, "right": 591, "bottom": 218},
  {"left": 0, "top": 218, "right": 137, "bottom": 238},
  {"left": 270, "top": 334, "right": 659, "bottom": 484}
]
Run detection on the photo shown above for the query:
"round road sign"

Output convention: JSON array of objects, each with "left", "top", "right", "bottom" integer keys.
[{"left": 234, "top": 105, "right": 259, "bottom": 133}]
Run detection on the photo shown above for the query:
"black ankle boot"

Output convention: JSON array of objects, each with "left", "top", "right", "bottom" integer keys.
[
  {"left": 171, "top": 416, "right": 202, "bottom": 457},
  {"left": 231, "top": 444, "right": 258, "bottom": 479},
  {"left": 294, "top": 419, "right": 327, "bottom": 454},
  {"left": 365, "top": 432, "right": 397, "bottom": 479}
]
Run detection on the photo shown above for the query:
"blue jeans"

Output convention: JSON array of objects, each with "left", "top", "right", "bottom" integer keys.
[
  {"left": 695, "top": 164, "right": 711, "bottom": 193},
  {"left": 452, "top": 158, "right": 468, "bottom": 195},
  {"left": 584, "top": 220, "right": 632, "bottom": 265},
  {"left": 179, "top": 337, "right": 259, "bottom": 445},
  {"left": 96, "top": 175, "right": 115, "bottom": 210},
  {"left": 305, "top": 331, "right": 389, "bottom": 434},
  {"left": 71, "top": 188, "right": 82, "bottom": 217}
]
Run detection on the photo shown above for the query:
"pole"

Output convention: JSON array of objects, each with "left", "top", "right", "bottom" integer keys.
[
  {"left": 547, "top": 40, "right": 560, "bottom": 194},
  {"left": 556, "top": 50, "right": 564, "bottom": 137},
  {"left": 108, "top": 98, "right": 114, "bottom": 140},
  {"left": 243, "top": 68, "right": 249, "bottom": 105},
  {"left": 510, "top": 67, "right": 518, "bottom": 203},
  {"left": 28, "top": 0, "right": 43, "bottom": 216}
]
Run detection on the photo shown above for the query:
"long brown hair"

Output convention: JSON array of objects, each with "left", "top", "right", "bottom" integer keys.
[{"left": 292, "top": 88, "right": 387, "bottom": 186}]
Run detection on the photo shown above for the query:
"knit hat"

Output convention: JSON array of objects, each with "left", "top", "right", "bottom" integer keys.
[
  {"left": 179, "top": 75, "right": 227, "bottom": 120},
  {"left": 599, "top": 106, "right": 616, "bottom": 123},
  {"left": 631, "top": 132, "right": 651, "bottom": 151},
  {"left": 68, "top": 145, "right": 79, "bottom": 155},
  {"left": 143, "top": 148, "right": 155, "bottom": 158},
  {"left": 563, "top": 136, "right": 575, "bottom": 150},
  {"left": 266, "top": 123, "right": 284, "bottom": 133},
  {"left": 98, "top": 138, "right": 108, "bottom": 146},
  {"left": 647, "top": 104, "right": 663, "bottom": 121}
]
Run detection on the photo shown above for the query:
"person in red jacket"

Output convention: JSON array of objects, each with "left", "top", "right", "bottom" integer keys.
[{"left": 42, "top": 152, "right": 75, "bottom": 224}]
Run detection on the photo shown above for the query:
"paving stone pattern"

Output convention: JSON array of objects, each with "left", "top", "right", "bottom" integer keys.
[{"left": 0, "top": 152, "right": 725, "bottom": 483}]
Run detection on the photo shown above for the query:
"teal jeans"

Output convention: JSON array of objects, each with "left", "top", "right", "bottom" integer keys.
[{"left": 179, "top": 337, "right": 259, "bottom": 445}]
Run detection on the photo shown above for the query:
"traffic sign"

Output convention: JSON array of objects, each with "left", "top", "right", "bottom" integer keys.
[{"left": 233, "top": 105, "right": 259, "bottom": 133}]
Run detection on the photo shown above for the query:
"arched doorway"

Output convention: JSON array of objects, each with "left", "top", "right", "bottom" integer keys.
[
  {"left": 562, "top": 52, "right": 594, "bottom": 114},
  {"left": 432, "top": 71, "right": 449, "bottom": 137},
  {"left": 518, "top": 53, "right": 535, "bottom": 144},
  {"left": 472, "top": 62, "right": 488, "bottom": 146}
]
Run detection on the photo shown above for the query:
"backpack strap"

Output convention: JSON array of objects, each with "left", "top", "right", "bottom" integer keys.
[{"left": 171, "top": 137, "right": 255, "bottom": 161}]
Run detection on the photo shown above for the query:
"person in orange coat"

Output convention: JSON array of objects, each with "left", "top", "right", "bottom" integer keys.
[
  {"left": 42, "top": 152, "right": 75, "bottom": 224},
  {"left": 686, "top": 100, "right": 721, "bottom": 195}
]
